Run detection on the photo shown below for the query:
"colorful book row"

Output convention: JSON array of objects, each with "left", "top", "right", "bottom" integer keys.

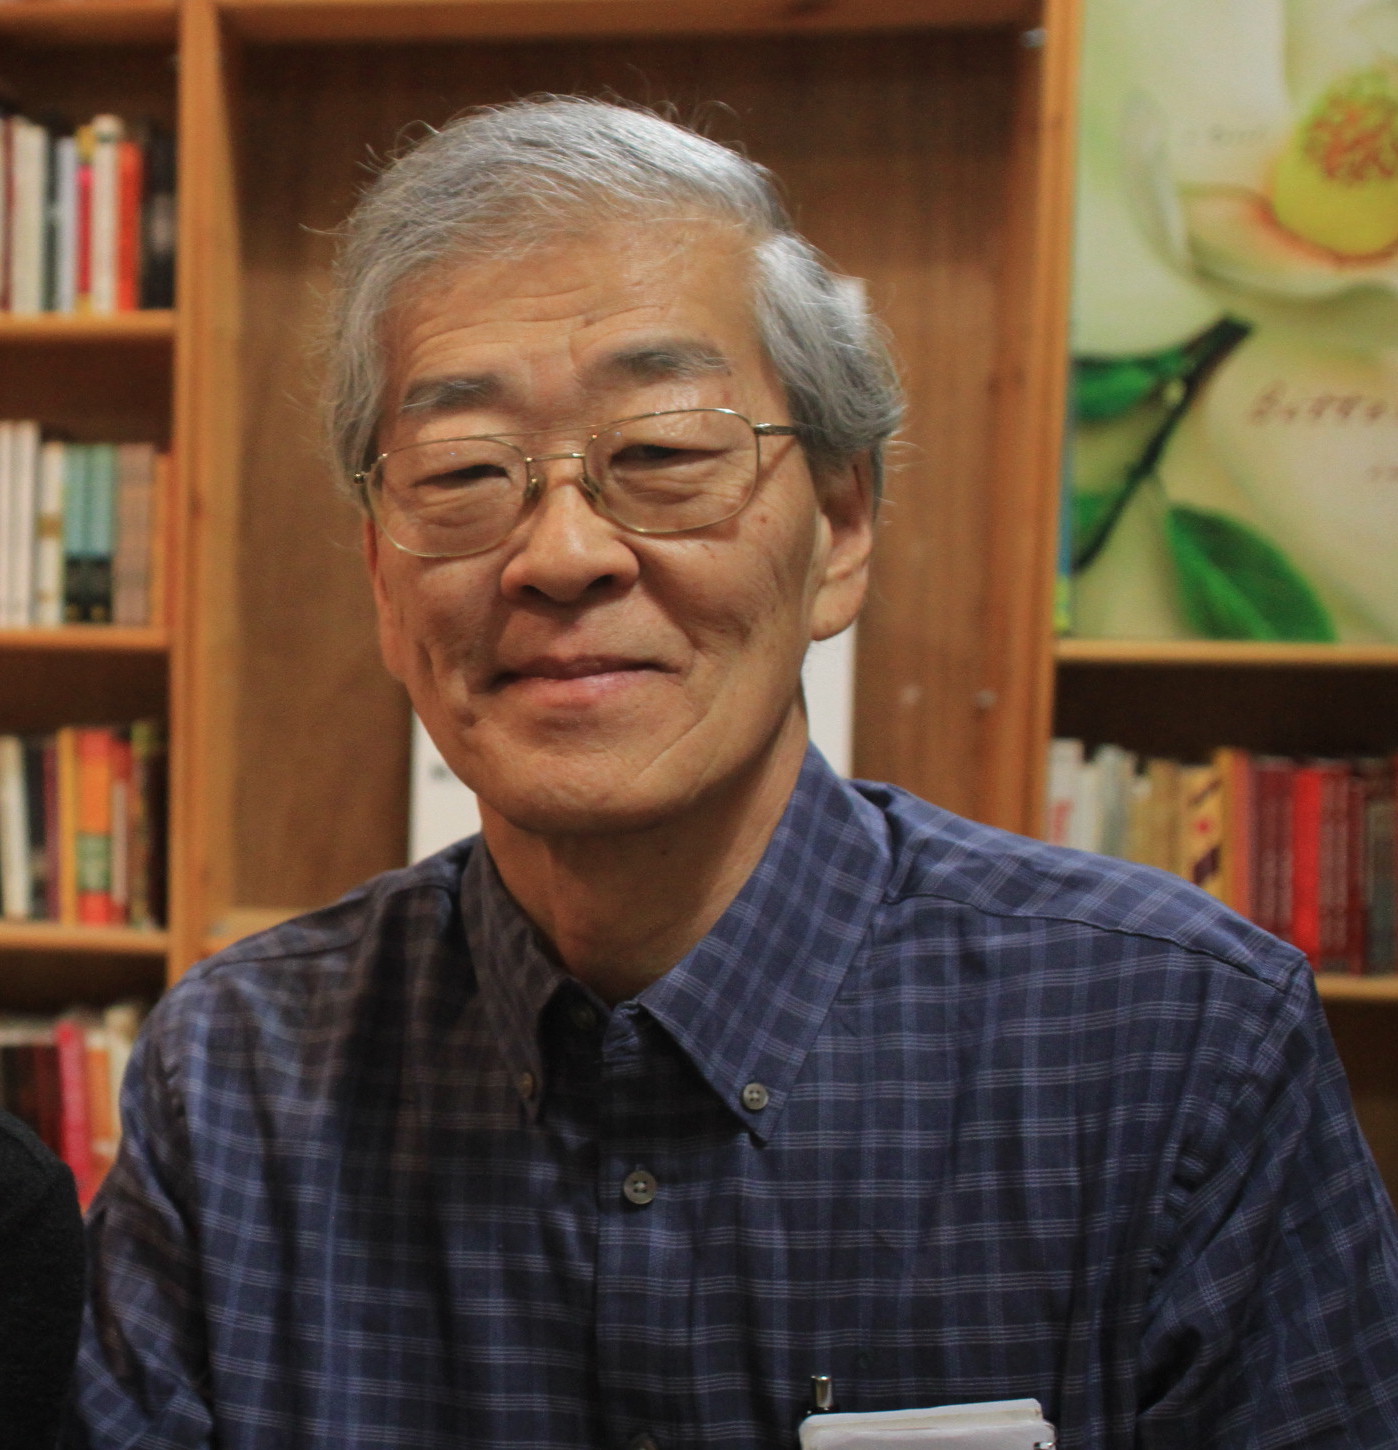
[
  {"left": 0, "top": 428, "right": 166, "bottom": 628},
  {"left": 1047, "top": 741, "right": 1396, "bottom": 975},
  {"left": 0, "top": 1002, "right": 144, "bottom": 1206},
  {"left": 1, "top": 110, "right": 175, "bottom": 315},
  {"left": 0, "top": 721, "right": 167, "bottom": 928}
]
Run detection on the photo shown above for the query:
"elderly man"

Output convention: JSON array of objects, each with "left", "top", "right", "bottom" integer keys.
[{"left": 70, "top": 100, "right": 1398, "bottom": 1449}]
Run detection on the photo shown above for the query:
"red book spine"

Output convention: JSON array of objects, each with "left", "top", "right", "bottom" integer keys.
[
  {"left": 31, "top": 1043, "right": 64, "bottom": 1155},
  {"left": 1291, "top": 766, "right": 1323, "bottom": 967},
  {"left": 53, "top": 1017, "right": 95, "bottom": 1204},
  {"left": 1318, "top": 764, "right": 1350, "bottom": 973},
  {"left": 115, "top": 139, "right": 142, "bottom": 311},
  {"left": 75, "top": 156, "right": 92, "bottom": 306},
  {"left": 1346, "top": 775, "right": 1368, "bottom": 974}
]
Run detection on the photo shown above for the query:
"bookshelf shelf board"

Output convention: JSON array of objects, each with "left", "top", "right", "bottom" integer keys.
[
  {"left": 1316, "top": 976, "right": 1398, "bottom": 1003},
  {"left": 222, "top": 0, "right": 1026, "bottom": 44},
  {"left": 0, "top": 311, "right": 176, "bottom": 344},
  {"left": 1055, "top": 639, "right": 1398, "bottom": 669},
  {"left": 0, "top": 627, "right": 170, "bottom": 655},
  {"left": 0, "top": 0, "right": 177, "bottom": 43},
  {"left": 0, "top": 922, "right": 169, "bottom": 957}
]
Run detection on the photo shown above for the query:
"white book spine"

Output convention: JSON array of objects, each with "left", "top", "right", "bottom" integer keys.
[
  {"left": 89, "top": 115, "right": 124, "bottom": 315},
  {"left": 0, "top": 423, "right": 14, "bottom": 627},
  {"left": 10, "top": 119, "right": 48, "bottom": 315},
  {"left": 0, "top": 735, "right": 31, "bottom": 921},
  {"left": 54, "top": 136, "right": 79, "bottom": 314},
  {"left": 9, "top": 420, "right": 39, "bottom": 626},
  {"left": 34, "top": 440, "right": 66, "bottom": 626}
]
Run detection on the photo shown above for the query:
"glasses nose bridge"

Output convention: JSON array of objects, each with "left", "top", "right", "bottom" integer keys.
[{"left": 522, "top": 447, "right": 600, "bottom": 503}]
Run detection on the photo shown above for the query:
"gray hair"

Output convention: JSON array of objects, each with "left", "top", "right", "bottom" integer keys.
[{"left": 326, "top": 97, "right": 903, "bottom": 501}]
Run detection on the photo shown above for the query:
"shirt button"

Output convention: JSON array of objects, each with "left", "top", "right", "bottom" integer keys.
[
  {"left": 627, "top": 1434, "right": 660, "bottom": 1450},
  {"left": 741, "top": 1081, "right": 770, "bottom": 1111},
  {"left": 622, "top": 1169, "right": 657, "bottom": 1206},
  {"left": 518, "top": 1071, "right": 536, "bottom": 1101},
  {"left": 569, "top": 1001, "right": 598, "bottom": 1032}
]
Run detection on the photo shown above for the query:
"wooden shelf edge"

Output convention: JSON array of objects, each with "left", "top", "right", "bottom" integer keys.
[
  {"left": 1055, "top": 638, "right": 1398, "bottom": 669},
  {"left": 220, "top": 0, "right": 1028, "bottom": 44},
  {"left": 0, "top": 1, "right": 178, "bottom": 43},
  {"left": 0, "top": 922, "right": 170, "bottom": 956},
  {"left": 1316, "top": 975, "right": 1398, "bottom": 1003},
  {"left": 0, "top": 626, "right": 171, "bottom": 653},
  {"left": 0, "top": 310, "right": 176, "bottom": 342}
]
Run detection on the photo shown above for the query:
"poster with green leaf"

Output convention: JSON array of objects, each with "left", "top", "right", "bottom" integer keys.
[{"left": 1065, "top": 0, "right": 1398, "bottom": 643}]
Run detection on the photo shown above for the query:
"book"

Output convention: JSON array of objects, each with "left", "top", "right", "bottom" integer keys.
[
  {"left": 88, "top": 114, "right": 123, "bottom": 315},
  {"left": 75, "top": 727, "right": 116, "bottom": 925},
  {"left": 1179, "top": 763, "right": 1224, "bottom": 898},
  {"left": 0, "top": 736, "right": 30, "bottom": 921},
  {"left": 6, "top": 419, "right": 39, "bottom": 626},
  {"left": 54, "top": 1014, "right": 96, "bottom": 1202},
  {"left": 86, "top": 443, "right": 117, "bottom": 623},
  {"left": 113, "top": 443, "right": 155, "bottom": 626}
]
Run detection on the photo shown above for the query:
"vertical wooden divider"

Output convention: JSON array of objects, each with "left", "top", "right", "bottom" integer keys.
[
  {"left": 169, "top": 0, "right": 244, "bottom": 976},
  {"left": 973, "top": 0, "right": 1080, "bottom": 836}
]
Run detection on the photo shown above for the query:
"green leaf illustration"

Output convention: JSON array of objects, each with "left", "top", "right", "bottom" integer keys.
[
  {"left": 1072, "top": 483, "right": 1128, "bottom": 563},
  {"left": 1165, "top": 505, "right": 1337, "bottom": 642},
  {"left": 1074, "top": 348, "right": 1188, "bottom": 422}
]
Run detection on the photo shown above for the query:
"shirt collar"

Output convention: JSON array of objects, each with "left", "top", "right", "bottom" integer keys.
[
  {"left": 635, "top": 747, "right": 890, "bottom": 1142},
  {"left": 461, "top": 746, "right": 892, "bottom": 1140}
]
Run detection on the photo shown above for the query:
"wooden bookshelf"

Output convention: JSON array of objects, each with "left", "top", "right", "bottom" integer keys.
[
  {"left": 1056, "top": 638, "right": 1398, "bottom": 669},
  {"left": 0, "top": 310, "right": 176, "bottom": 343},
  {"left": 0, "top": 627, "right": 170, "bottom": 654},
  {"left": 0, "top": 922, "right": 169, "bottom": 957}
]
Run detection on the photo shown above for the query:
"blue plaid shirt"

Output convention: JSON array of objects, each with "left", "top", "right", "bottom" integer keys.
[{"left": 68, "top": 749, "right": 1398, "bottom": 1448}]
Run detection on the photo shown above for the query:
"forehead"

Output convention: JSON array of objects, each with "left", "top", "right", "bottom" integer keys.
[{"left": 378, "top": 220, "right": 778, "bottom": 435}]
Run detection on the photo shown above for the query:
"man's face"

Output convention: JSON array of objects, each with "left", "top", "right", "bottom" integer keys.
[{"left": 366, "top": 220, "right": 872, "bottom": 837}]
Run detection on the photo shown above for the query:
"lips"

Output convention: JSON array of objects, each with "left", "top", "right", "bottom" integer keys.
[{"left": 493, "top": 655, "right": 662, "bottom": 688}]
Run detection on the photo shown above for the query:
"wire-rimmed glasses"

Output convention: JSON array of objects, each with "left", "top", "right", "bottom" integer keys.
[{"left": 357, "top": 407, "right": 800, "bottom": 560}]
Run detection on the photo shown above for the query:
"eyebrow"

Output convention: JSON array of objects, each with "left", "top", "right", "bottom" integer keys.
[{"left": 395, "top": 339, "right": 732, "bottom": 420}]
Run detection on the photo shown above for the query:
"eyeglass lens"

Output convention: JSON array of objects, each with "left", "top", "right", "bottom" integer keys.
[{"left": 371, "top": 409, "right": 762, "bottom": 558}]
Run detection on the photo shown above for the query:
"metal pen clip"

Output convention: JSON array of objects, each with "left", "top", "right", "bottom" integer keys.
[{"left": 807, "top": 1375, "right": 839, "bottom": 1415}]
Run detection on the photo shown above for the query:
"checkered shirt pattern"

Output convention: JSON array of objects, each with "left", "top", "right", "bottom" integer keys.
[{"left": 67, "top": 749, "right": 1398, "bottom": 1449}]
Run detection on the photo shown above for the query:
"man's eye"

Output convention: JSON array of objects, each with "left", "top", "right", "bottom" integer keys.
[
  {"left": 611, "top": 444, "right": 714, "bottom": 470},
  {"left": 415, "top": 462, "right": 510, "bottom": 490}
]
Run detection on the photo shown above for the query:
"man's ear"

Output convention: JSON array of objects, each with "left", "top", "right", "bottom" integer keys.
[
  {"left": 810, "top": 455, "right": 875, "bottom": 643},
  {"left": 363, "top": 515, "right": 407, "bottom": 684}
]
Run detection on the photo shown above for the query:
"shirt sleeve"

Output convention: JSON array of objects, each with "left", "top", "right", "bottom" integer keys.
[
  {"left": 63, "top": 1013, "right": 215, "bottom": 1450},
  {"left": 1137, "top": 957, "right": 1398, "bottom": 1448}
]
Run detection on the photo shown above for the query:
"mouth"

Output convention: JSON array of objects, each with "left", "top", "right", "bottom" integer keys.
[{"left": 492, "top": 655, "right": 663, "bottom": 690}]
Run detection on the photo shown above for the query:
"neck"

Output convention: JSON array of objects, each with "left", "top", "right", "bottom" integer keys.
[{"left": 479, "top": 713, "right": 809, "bottom": 1004}]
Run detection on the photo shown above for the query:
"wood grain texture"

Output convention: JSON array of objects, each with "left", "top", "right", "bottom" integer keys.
[
  {"left": 1325, "top": 1001, "right": 1398, "bottom": 1207},
  {"left": 224, "top": 0, "right": 1032, "bottom": 44},
  {"left": 1054, "top": 662, "right": 1398, "bottom": 762},
  {"left": 230, "top": 27, "right": 1025, "bottom": 909}
]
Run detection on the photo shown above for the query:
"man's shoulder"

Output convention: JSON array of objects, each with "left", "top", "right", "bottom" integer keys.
[
  {"left": 852, "top": 777, "right": 1304, "bottom": 994},
  {"left": 157, "top": 838, "right": 477, "bottom": 1028}
]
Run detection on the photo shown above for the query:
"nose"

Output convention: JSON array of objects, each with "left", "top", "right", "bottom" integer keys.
[{"left": 498, "top": 457, "right": 640, "bottom": 605}]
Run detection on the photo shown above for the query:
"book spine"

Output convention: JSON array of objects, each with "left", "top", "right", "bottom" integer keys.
[
  {"left": 75, "top": 727, "right": 114, "bottom": 925},
  {"left": 62, "top": 443, "right": 90, "bottom": 624},
  {"left": 33, "top": 441, "right": 66, "bottom": 627},
  {"left": 53, "top": 1016, "right": 95, "bottom": 1203},
  {"left": 109, "top": 729, "right": 132, "bottom": 926},
  {"left": 31, "top": 1041, "right": 63, "bottom": 1154},
  {"left": 113, "top": 444, "right": 155, "bottom": 626},
  {"left": 88, "top": 115, "right": 123, "bottom": 315},
  {"left": 54, "top": 134, "right": 78, "bottom": 314},
  {"left": 56, "top": 727, "right": 79, "bottom": 924},
  {"left": 1291, "top": 767, "right": 1324, "bottom": 967},
  {"left": 0, "top": 735, "right": 30, "bottom": 921},
  {"left": 116, "top": 139, "right": 143, "bottom": 312},
  {"left": 74, "top": 124, "right": 94, "bottom": 312},
  {"left": 86, "top": 444, "right": 117, "bottom": 624},
  {"left": 42, "top": 737, "right": 60, "bottom": 921},
  {"left": 84, "top": 1023, "right": 118, "bottom": 1188},
  {"left": 22, "top": 737, "right": 48, "bottom": 920},
  {"left": 0, "top": 422, "right": 13, "bottom": 627},
  {"left": 9, "top": 420, "right": 39, "bottom": 627}
]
